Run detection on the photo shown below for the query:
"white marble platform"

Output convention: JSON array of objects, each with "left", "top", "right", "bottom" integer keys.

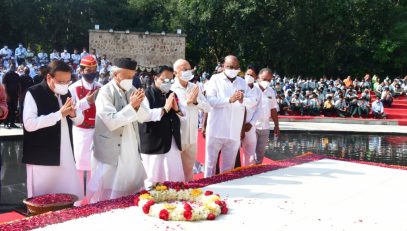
[{"left": 37, "top": 159, "right": 407, "bottom": 231}]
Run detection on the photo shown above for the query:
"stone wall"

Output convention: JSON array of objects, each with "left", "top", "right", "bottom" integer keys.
[{"left": 89, "top": 30, "right": 186, "bottom": 69}]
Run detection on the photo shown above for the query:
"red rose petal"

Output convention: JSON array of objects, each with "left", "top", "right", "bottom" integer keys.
[
  {"left": 205, "top": 191, "right": 213, "bottom": 196},
  {"left": 183, "top": 203, "right": 192, "bottom": 211},
  {"left": 183, "top": 210, "right": 192, "bottom": 220},
  {"left": 159, "top": 209, "right": 169, "bottom": 220},
  {"left": 207, "top": 213, "right": 216, "bottom": 220}
]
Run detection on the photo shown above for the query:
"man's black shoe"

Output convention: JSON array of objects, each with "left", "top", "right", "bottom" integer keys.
[{"left": 9, "top": 124, "right": 19, "bottom": 128}]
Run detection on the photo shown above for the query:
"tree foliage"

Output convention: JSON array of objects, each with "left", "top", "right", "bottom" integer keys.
[{"left": 1, "top": 0, "right": 407, "bottom": 77}]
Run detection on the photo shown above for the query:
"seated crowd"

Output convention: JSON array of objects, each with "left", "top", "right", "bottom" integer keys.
[{"left": 273, "top": 75, "right": 407, "bottom": 119}]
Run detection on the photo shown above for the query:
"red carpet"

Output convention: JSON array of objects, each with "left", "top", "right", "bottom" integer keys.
[{"left": 0, "top": 212, "right": 25, "bottom": 224}]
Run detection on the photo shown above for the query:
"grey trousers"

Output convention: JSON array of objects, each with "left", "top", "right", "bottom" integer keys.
[{"left": 255, "top": 129, "right": 270, "bottom": 164}]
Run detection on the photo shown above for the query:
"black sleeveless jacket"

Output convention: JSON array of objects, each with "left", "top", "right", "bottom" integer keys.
[
  {"left": 22, "top": 80, "right": 73, "bottom": 166},
  {"left": 138, "top": 86, "right": 182, "bottom": 154}
]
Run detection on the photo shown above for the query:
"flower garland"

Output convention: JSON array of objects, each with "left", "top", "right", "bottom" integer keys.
[{"left": 134, "top": 182, "right": 228, "bottom": 221}]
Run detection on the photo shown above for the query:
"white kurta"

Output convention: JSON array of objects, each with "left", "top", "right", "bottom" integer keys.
[
  {"left": 86, "top": 82, "right": 147, "bottom": 203},
  {"left": 204, "top": 73, "right": 257, "bottom": 177},
  {"left": 241, "top": 84, "right": 262, "bottom": 166},
  {"left": 171, "top": 79, "right": 211, "bottom": 181},
  {"left": 23, "top": 92, "right": 84, "bottom": 200},
  {"left": 69, "top": 80, "right": 102, "bottom": 171},
  {"left": 138, "top": 97, "right": 186, "bottom": 188}
]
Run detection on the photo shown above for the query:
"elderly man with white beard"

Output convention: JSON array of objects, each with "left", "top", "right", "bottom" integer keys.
[
  {"left": 204, "top": 55, "right": 256, "bottom": 177},
  {"left": 171, "top": 59, "right": 210, "bottom": 181}
]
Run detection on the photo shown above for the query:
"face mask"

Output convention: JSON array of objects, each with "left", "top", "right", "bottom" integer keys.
[
  {"left": 181, "top": 70, "right": 194, "bottom": 81},
  {"left": 83, "top": 73, "right": 98, "bottom": 82},
  {"left": 54, "top": 83, "right": 69, "bottom": 95},
  {"left": 200, "top": 76, "right": 206, "bottom": 82},
  {"left": 64, "top": 50, "right": 67, "bottom": 53},
  {"left": 245, "top": 75, "right": 254, "bottom": 84},
  {"left": 260, "top": 80, "right": 270, "bottom": 89},
  {"left": 19, "top": 45, "right": 22, "bottom": 48},
  {"left": 120, "top": 79, "right": 133, "bottom": 91},
  {"left": 224, "top": 69, "right": 240, "bottom": 78},
  {"left": 159, "top": 82, "right": 172, "bottom": 93}
]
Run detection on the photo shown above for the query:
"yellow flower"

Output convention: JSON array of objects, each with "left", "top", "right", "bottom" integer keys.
[
  {"left": 206, "top": 195, "right": 220, "bottom": 203},
  {"left": 163, "top": 203, "right": 176, "bottom": 210},
  {"left": 204, "top": 203, "right": 217, "bottom": 213},
  {"left": 139, "top": 193, "right": 153, "bottom": 200},
  {"left": 155, "top": 185, "right": 168, "bottom": 191},
  {"left": 191, "top": 189, "right": 202, "bottom": 197}
]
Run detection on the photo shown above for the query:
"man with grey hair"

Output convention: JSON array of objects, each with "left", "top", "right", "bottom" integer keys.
[
  {"left": 171, "top": 59, "right": 210, "bottom": 181},
  {"left": 254, "top": 68, "right": 280, "bottom": 164},
  {"left": 86, "top": 58, "right": 148, "bottom": 203},
  {"left": 204, "top": 55, "right": 256, "bottom": 177}
]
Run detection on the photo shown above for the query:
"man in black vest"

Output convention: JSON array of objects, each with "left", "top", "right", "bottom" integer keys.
[
  {"left": 22, "top": 60, "right": 84, "bottom": 199},
  {"left": 138, "top": 65, "right": 185, "bottom": 187}
]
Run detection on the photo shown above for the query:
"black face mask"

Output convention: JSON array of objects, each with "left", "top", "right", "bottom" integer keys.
[{"left": 83, "top": 73, "right": 98, "bottom": 82}]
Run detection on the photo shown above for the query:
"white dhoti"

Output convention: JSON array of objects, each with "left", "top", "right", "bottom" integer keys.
[
  {"left": 141, "top": 138, "right": 185, "bottom": 188},
  {"left": 72, "top": 126, "right": 94, "bottom": 171},
  {"left": 26, "top": 117, "right": 83, "bottom": 200},
  {"left": 86, "top": 123, "right": 147, "bottom": 203},
  {"left": 241, "top": 126, "right": 257, "bottom": 166},
  {"left": 204, "top": 136, "right": 240, "bottom": 178},
  {"left": 180, "top": 143, "right": 197, "bottom": 182}
]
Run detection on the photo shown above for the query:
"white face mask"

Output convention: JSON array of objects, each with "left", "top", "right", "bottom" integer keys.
[
  {"left": 120, "top": 79, "right": 133, "bottom": 91},
  {"left": 159, "top": 82, "right": 172, "bottom": 93},
  {"left": 260, "top": 80, "right": 270, "bottom": 89},
  {"left": 180, "top": 70, "right": 194, "bottom": 82},
  {"left": 224, "top": 69, "right": 240, "bottom": 79},
  {"left": 245, "top": 75, "right": 255, "bottom": 84},
  {"left": 54, "top": 83, "right": 69, "bottom": 95}
]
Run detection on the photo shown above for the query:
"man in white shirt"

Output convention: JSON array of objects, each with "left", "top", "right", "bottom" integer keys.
[
  {"left": 15, "top": 43, "right": 27, "bottom": 65},
  {"left": 254, "top": 68, "right": 280, "bottom": 164},
  {"left": 37, "top": 50, "right": 49, "bottom": 65},
  {"left": 50, "top": 49, "right": 60, "bottom": 61},
  {"left": 80, "top": 48, "right": 89, "bottom": 59},
  {"left": 61, "top": 49, "right": 71, "bottom": 63},
  {"left": 71, "top": 49, "right": 81, "bottom": 69},
  {"left": 171, "top": 59, "right": 210, "bottom": 181},
  {"left": 241, "top": 67, "right": 262, "bottom": 166},
  {"left": 372, "top": 98, "right": 386, "bottom": 119},
  {"left": 204, "top": 55, "right": 256, "bottom": 177},
  {"left": 0, "top": 45, "right": 13, "bottom": 68}
]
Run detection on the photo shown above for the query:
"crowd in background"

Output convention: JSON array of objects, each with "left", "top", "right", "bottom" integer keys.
[
  {"left": 1, "top": 43, "right": 407, "bottom": 129},
  {"left": 270, "top": 74, "right": 407, "bottom": 119}
]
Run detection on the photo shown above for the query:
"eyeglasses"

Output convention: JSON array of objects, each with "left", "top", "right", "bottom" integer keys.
[
  {"left": 52, "top": 78, "right": 72, "bottom": 85},
  {"left": 162, "top": 78, "right": 175, "bottom": 84},
  {"left": 224, "top": 65, "right": 239, "bottom": 70}
]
